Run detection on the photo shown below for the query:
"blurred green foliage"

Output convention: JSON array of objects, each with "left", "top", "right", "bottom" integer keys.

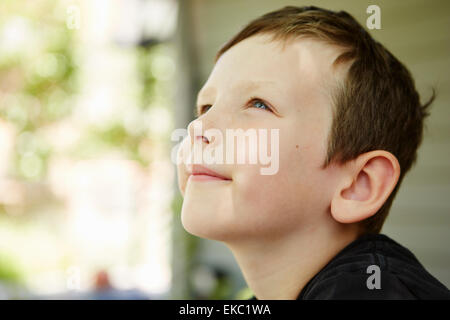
[
  {"left": 0, "top": 0, "right": 77, "bottom": 182},
  {"left": 0, "top": 0, "right": 174, "bottom": 291},
  {"left": 0, "top": 252, "right": 22, "bottom": 284}
]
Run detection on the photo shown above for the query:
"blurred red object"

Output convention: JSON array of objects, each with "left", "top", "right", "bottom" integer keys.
[{"left": 94, "top": 270, "right": 112, "bottom": 291}]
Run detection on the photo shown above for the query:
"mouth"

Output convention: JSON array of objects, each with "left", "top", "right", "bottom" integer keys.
[{"left": 188, "top": 164, "right": 232, "bottom": 182}]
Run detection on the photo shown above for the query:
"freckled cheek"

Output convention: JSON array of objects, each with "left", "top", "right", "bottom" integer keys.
[
  {"left": 285, "top": 121, "right": 328, "bottom": 166},
  {"left": 278, "top": 138, "right": 330, "bottom": 208}
]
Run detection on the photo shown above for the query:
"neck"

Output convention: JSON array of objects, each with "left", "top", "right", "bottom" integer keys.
[{"left": 225, "top": 223, "right": 359, "bottom": 300}]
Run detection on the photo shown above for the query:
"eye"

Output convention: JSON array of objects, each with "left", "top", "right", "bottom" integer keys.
[
  {"left": 248, "top": 98, "right": 273, "bottom": 112},
  {"left": 197, "top": 97, "right": 275, "bottom": 117}
]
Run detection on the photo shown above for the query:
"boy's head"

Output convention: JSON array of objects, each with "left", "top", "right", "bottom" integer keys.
[{"left": 176, "top": 6, "right": 433, "bottom": 242}]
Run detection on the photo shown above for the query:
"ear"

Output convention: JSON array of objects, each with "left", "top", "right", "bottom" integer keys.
[{"left": 330, "top": 150, "right": 401, "bottom": 224}]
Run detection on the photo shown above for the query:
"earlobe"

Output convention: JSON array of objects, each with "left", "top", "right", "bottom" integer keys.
[{"left": 330, "top": 150, "right": 401, "bottom": 224}]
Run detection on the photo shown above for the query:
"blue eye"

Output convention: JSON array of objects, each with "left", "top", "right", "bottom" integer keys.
[
  {"left": 250, "top": 99, "right": 272, "bottom": 112},
  {"left": 197, "top": 98, "right": 275, "bottom": 117}
]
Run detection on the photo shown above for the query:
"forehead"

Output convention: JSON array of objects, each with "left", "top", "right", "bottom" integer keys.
[{"left": 199, "top": 34, "right": 343, "bottom": 102}]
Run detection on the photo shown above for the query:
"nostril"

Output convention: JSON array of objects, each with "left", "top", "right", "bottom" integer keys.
[
  {"left": 201, "top": 135, "right": 210, "bottom": 144},
  {"left": 194, "top": 135, "right": 211, "bottom": 144}
]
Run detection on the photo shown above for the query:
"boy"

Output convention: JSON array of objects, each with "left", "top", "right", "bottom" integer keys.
[{"left": 176, "top": 6, "right": 450, "bottom": 299}]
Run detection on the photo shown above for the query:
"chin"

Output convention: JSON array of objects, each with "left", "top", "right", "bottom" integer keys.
[
  {"left": 180, "top": 184, "right": 235, "bottom": 239},
  {"left": 180, "top": 203, "right": 240, "bottom": 241}
]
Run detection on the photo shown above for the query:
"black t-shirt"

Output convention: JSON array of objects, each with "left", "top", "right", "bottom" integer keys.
[{"left": 249, "top": 233, "right": 450, "bottom": 299}]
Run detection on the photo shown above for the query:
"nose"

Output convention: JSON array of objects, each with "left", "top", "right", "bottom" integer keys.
[{"left": 187, "top": 118, "right": 214, "bottom": 146}]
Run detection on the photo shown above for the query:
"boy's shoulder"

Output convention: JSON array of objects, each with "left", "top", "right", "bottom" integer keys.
[{"left": 297, "top": 233, "right": 450, "bottom": 300}]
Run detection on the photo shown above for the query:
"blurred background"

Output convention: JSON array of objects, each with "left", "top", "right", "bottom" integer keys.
[{"left": 0, "top": 0, "right": 448, "bottom": 299}]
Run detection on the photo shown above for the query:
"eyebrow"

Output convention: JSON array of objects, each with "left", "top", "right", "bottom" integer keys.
[{"left": 196, "top": 80, "right": 277, "bottom": 115}]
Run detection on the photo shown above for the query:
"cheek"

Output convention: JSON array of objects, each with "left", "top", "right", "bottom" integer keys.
[
  {"left": 232, "top": 164, "right": 306, "bottom": 236},
  {"left": 231, "top": 132, "right": 329, "bottom": 235}
]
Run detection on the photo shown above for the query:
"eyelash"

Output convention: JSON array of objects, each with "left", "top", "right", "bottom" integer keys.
[{"left": 197, "top": 97, "right": 273, "bottom": 116}]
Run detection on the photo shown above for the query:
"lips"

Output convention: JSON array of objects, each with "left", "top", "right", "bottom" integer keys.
[{"left": 188, "top": 164, "right": 232, "bottom": 181}]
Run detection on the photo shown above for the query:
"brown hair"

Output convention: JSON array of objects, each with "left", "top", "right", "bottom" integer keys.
[{"left": 214, "top": 6, "right": 434, "bottom": 234}]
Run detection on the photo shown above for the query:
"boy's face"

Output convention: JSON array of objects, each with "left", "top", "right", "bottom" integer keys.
[{"left": 177, "top": 34, "right": 345, "bottom": 242}]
